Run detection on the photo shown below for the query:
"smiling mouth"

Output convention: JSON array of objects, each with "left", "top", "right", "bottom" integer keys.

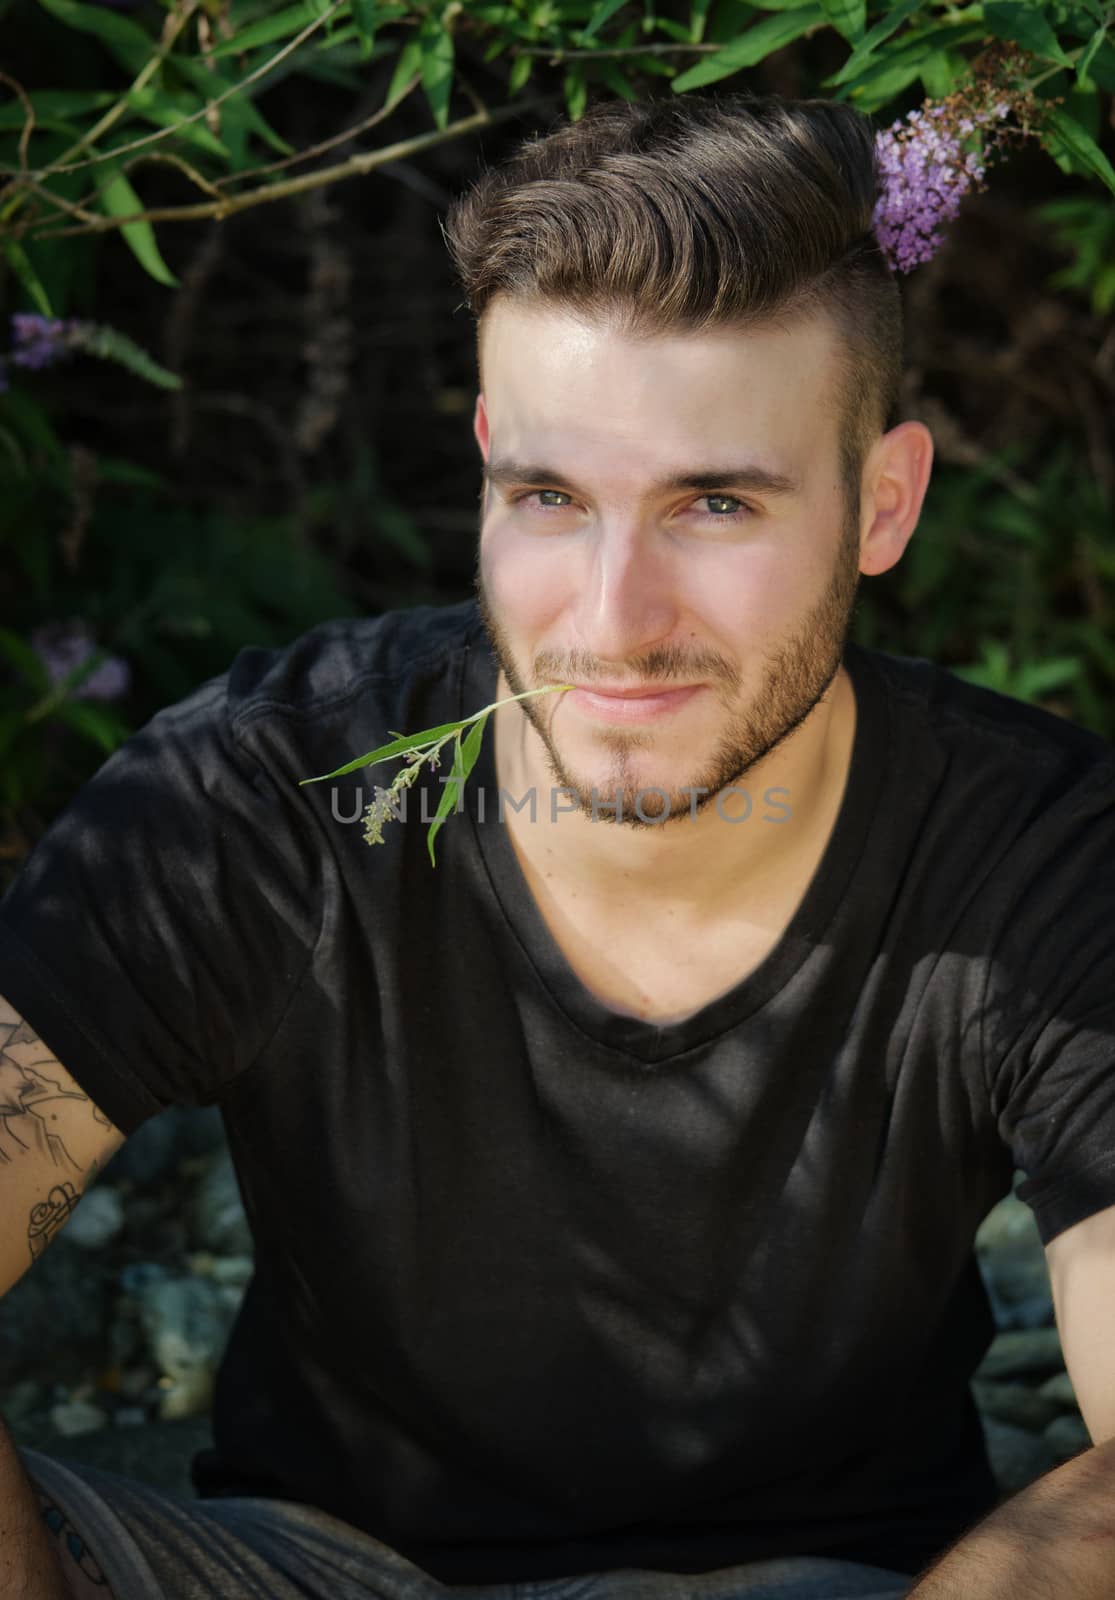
[{"left": 565, "top": 683, "right": 703, "bottom": 723}]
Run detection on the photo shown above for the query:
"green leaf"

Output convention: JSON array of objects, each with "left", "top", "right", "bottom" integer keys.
[
  {"left": 1065, "top": 80, "right": 1100, "bottom": 140},
  {"left": 310, "top": 24, "right": 395, "bottom": 60},
  {"left": 70, "top": 323, "right": 183, "bottom": 389},
  {"left": 458, "top": 711, "right": 487, "bottom": 784},
  {"left": 597, "top": 61, "right": 638, "bottom": 97},
  {"left": 821, "top": 0, "right": 922, "bottom": 86},
  {"left": 845, "top": 52, "right": 929, "bottom": 106},
  {"left": 299, "top": 718, "right": 471, "bottom": 783},
  {"left": 1096, "top": 262, "right": 1115, "bottom": 314},
  {"left": 653, "top": 16, "right": 690, "bottom": 41},
  {"left": 1041, "top": 107, "right": 1115, "bottom": 197},
  {"left": 385, "top": 34, "right": 423, "bottom": 109},
  {"left": 1015, "top": 657, "right": 1082, "bottom": 700},
  {"left": 827, "top": 18, "right": 985, "bottom": 96},
  {"left": 98, "top": 166, "right": 179, "bottom": 287},
  {"left": 426, "top": 715, "right": 487, "bottom": 866},
  {"left": 426, "top": 735, "right": 465, "bottom": 865},
  {"left": 1067, "top": 36, "right": 1115, "bottom": 92},
  {"left": 1076, "top": 22, "right": 1108, "bottom": 88},
  {"left": 983, "top": 2, "right": 1074, "bottom": 68},
  {"left": 920, "top": 48, "right": 960, "bottom": 97},
  {"left": 49, "top": 698, "right": 131, "bottom": 754},
  {"left": 171, "top": 58, "right": 295, "bottom": 156},
  {"left": 350, "top": 0, "right": 380, "bottom": 55},
  {"left": 211, "top": 0, "right": 325, "bottom": 57},
  {"left": 125, "top": 88, "right": 230, "bottom": 160},
  {"left": 564, "top": 63, "right": 588, "bottom": 119},
  {"left": 671, "top": 4, "right": 824, "bottom": 92},
  {"left": 508, "top": 51, "right": 533, "bottom": 92},
  {"left": 419, "top": 16, "right": 455, "bottom": 130},
  {"left": 630, "top": 53, "right": 679, "bottom": 75},
  {"left": 0, "top": 90, "right": 116, "bottom": 130},
  {"left": 34, "top": 0, "right": 151, "bottom": 71},
  {"left": 688, "top": 0, "right": 713, "bottom": 42},
  {"left": 817, "top": 0, "right": 864, "bottom": 46},
  {"left": 2, "top": 241, "right": 53, "bottom": 316},
  {"left": 581, "top": 0, "right": 628, "bottom": 41}
]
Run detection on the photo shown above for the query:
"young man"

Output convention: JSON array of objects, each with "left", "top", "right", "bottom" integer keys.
[{"left": 2, "top": 93, "right": 1114, "bottom": 1600}]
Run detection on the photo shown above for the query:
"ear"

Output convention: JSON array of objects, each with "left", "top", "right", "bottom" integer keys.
[
  {"left": 857, "top": 420, "right": 934, "bottom": 578},
  {"left": 473, "top": 392, "right": 490, "bottom": 463}
]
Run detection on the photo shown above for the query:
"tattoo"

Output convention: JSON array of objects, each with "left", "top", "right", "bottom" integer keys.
[
  {"left": 28, "top": 1182, "right": 82, "bottom": 1260},
  {"left": 0, "top": 1017, "right": 87, "bottom": 1174},
  {"left": 1, "top": 1009, "right": 119, "bottom": 1268},
  {"left": 35, "top": 1489, "right": 109, "bottom": 1587}
]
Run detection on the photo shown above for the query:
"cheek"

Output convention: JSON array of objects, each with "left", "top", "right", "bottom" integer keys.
[
  {"left": 685, "top": 548, "right": 798, "bottom": 637},
  {"left": 481, "top": 519, "right": 570, "bottom": 630}
]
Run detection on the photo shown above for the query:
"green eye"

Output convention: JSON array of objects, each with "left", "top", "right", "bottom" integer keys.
[{"left": 704, "top": 495, "right": 748, "bottom": 516}]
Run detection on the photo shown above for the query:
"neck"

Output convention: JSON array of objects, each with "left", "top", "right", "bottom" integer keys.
[{"left": 492, "top": 663, "right": 857, "bottom": 916}]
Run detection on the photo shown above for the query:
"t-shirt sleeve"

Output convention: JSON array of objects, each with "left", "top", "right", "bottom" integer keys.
[
  {"left": 983, "top": 764, "right": 1115, "bottom": 1247},
  {"left": 0, "top": 676, "right": 323, "bottom": 1136}
]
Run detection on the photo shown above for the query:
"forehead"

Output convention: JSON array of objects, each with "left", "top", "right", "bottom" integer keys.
[{"left": 477, "top": 299, "right": 841, "bottom": 478}]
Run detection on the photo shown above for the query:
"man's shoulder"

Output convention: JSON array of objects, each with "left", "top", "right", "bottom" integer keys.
[
  {"left": 852, "top": 639, "right": 1115, "bottom": 783},
  {"left": 222, "top": 598, "right": 483, "bottom": 732}
]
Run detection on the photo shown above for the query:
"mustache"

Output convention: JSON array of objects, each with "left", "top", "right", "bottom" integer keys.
[{"left": 532, "top": 644, "right": 740, "bottom": 689}]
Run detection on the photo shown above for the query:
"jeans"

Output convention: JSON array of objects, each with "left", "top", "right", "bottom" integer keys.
[{"left": 20, "top": 1446, "right": 914, "bottom": 1600}]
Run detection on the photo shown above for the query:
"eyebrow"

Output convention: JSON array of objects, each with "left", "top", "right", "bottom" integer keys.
[{"left": 485, "top": 458, "right": 802, "bottom": 499}]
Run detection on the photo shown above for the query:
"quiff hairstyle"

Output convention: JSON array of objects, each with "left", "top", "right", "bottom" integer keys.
[{"left": 443, "top": 92, "right": 903, "bottom": 517}]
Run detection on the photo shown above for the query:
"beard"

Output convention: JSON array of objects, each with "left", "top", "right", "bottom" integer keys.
[{"left": 475, "top": 497, "right": 863, "bottom": 830}]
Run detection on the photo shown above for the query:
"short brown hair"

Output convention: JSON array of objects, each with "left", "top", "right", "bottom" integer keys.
[{"left": 444, "top": 92, "right": 903, "bottom": 516}]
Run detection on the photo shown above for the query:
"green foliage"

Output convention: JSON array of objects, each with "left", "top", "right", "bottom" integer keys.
[
  {"left": 1, "top": 0, "right": 1113, "bottom": 280},
  {"left": 0, "top": 0, "right": 1112, "bottom": 865},
  {"left": 0, "top": 383, "right": 357, "bottom": 853},
  {"left": 851, "top": 439, "right": 1115, "bottom": 740},
  {"left": 1033, "top": 193, "right": 1115, "bottom": 313}
]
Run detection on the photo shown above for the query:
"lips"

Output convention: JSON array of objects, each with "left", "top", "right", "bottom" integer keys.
[
  {"left": 565, "top": 684, "right": 702, "bottom": 723},
  {"left": 572, "top": 684, "right": 696, "bottom": 698}
]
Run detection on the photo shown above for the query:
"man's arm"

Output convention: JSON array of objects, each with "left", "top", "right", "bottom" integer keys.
[
  {"left": 0, "top": 1415, "right": 71, "bottom": 1600},
  {"left": 909, "top": 1201, "right": 1115, "bottom": 1598},
  {"left": 906, "top": 1433, "right": 1115, "bottom": 1599},
  {"left": 0, "top": 994, "right": 128, "bottom": 1600}
]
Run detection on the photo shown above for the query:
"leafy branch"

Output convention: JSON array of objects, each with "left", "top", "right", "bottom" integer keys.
[
  {"left": 14, "top": 100, "right": 552, "bottom": 242},
  {"left": 299, "top": 682, "right": 573, "bottom": 866}
]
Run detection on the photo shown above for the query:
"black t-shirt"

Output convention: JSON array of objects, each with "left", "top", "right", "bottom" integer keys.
[{"left": 2, "top": 599, "right": 1114, "bottom": 1586}]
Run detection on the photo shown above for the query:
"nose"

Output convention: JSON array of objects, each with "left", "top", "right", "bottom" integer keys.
[{"left": 571, "top": 519, "right": 682, "bottom": 670}]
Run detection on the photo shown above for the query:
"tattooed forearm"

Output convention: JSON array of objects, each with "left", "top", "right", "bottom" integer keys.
[
  {"left": 0, "top": 1002, "right": 124, "bottom": 1276},
  {"left": 1, "top": 1018, "right": 90, "bottom": 1174},
  {"left": 27, "top": 1182, "right": 82, "bottom": 1262}
]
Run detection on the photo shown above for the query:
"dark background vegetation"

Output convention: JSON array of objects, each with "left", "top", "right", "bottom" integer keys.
[{"left": 1, "top": 8, "right": 1113, "bottom": 892}]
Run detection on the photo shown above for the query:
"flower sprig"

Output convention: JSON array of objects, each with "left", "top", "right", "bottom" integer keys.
[{"left": 299, "top": 682, "right": 573, "bottom": 865}]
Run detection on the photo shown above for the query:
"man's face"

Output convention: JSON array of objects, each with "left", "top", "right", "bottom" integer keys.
[{"left": 473, "top": 298, "right": 866, "bottom": 826}]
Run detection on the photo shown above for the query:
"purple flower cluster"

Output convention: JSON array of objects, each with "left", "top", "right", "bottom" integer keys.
[
  {"left": 10, "top": 313, "right": 82, "bottom": 370},
  {"left": 873, "top": 101, "right": 1010, "bottom": 274},
  {"left": 0, "top": 314, "right": 91, "bottom": 392},
  {"left": 31, "top": 620, "right": 131, "bottom": 703}
]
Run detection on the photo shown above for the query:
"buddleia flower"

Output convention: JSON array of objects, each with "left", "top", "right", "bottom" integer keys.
[{"left": 873, "top": 95, "right": 1015, "bottom": 274}]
